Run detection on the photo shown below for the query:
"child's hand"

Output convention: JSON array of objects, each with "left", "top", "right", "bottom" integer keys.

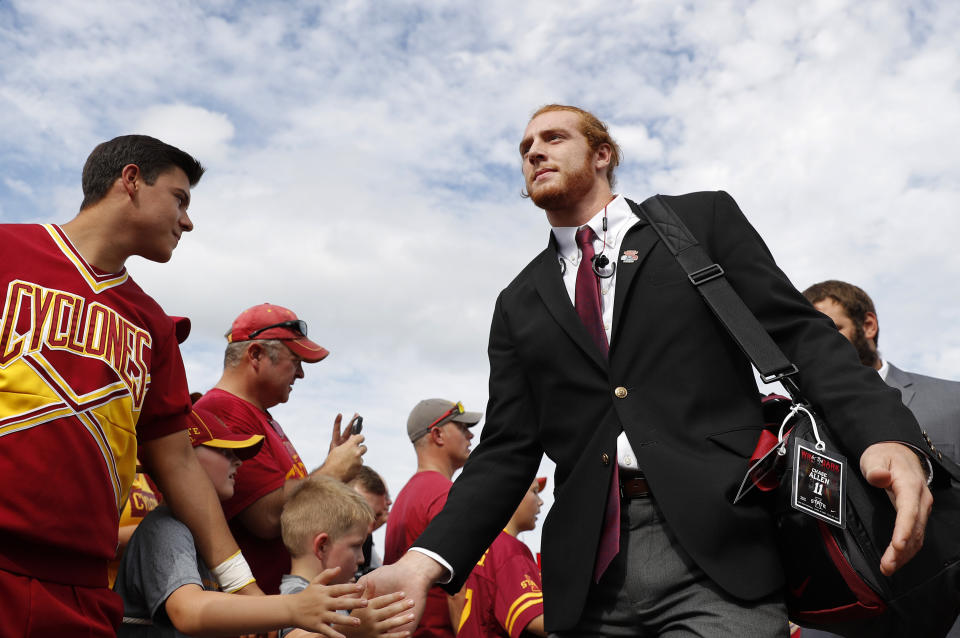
[
  {"left": 340, "top": 583, "right": 415, "bottom": 638},
  {"left": 288, "top": 567, "right": 368, "bottom": 638}
]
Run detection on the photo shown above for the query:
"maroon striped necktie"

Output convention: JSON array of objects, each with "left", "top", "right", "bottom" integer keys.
[{"left": 574, "top": 226, "right": 620, "bottom": 581}]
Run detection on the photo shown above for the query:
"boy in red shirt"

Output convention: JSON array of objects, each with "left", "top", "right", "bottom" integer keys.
[{"left": 456, "top": 478, "right": 547, "bottom": 638}]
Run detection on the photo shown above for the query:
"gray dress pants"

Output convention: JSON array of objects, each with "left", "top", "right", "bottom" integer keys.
[{"left": 552, "top": 496, "right": 789, "bottom": 637}]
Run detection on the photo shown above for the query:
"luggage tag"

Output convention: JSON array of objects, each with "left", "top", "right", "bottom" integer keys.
[
  {"left": 788, "top": 405, "right": 846, "bottom": 529},
  {"left": 733, "top": 431, "right": 788, "bottom": 503},
  {"left": 734, "top": 402, "right": 803, "bottom": 504}
]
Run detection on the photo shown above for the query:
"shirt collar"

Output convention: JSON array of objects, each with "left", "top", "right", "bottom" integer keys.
[
  {"left": 877, "top": 358, "right": 889, "bottom": 381},
  {"left": 281, "top": 574, "right": 311, "bottom": 588},
  {"left": 551, "top": 194, "right": 633, "bottom": 260}
]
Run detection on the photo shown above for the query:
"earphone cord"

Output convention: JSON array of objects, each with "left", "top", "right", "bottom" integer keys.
[
  {"left": 595, "top": 201, "right": 611, "bottom": 281},
  {"left": 600, "top": 202, "right": 609, "bottom": 256}
]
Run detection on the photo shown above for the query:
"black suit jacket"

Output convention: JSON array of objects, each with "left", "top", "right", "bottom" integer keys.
[{"left": 416, "top": 191, "right": 925, "bottom": 631}]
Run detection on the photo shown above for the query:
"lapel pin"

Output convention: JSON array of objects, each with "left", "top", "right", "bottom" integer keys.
[{"left": 620, "top": 250, "right": 638, "bottom": 264}]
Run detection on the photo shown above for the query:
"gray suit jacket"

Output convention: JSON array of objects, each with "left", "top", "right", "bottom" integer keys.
[{"left": 886, "top": 362, "right": 960, "bottom": 464}]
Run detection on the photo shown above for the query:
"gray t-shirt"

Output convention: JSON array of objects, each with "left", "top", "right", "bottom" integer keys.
[
  {"left": 278, "top": 574, "right": 353, "bottom": 637},
  {"left": 278, "top": 574, "right": 310, "bottom": 638},
  {"left": 114, "top": 505, "right": 218, "bottom": 638}
]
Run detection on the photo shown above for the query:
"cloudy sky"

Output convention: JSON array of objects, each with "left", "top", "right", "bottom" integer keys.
[{"left": 3, "top": 0, "right": 959, "bottom": 554}]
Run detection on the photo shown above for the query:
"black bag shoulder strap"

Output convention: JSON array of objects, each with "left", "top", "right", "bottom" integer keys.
[
  {"left": 636, "top": 196, "right": 960, "bottom": 482},
  {"left": 634, "top": 195, "right": 802, "bottom": 400}
]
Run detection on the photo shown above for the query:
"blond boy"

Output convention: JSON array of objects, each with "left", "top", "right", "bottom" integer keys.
[{"left": 281, "top": 475, "right": 415, "bottom": 638}]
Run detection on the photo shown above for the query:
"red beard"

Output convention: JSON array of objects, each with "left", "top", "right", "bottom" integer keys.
[{"left": 527, "top": 149, "right": 596, "bottom": 212}]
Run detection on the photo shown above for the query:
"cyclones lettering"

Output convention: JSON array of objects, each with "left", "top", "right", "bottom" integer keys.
[
  {"left": 129, "top": 487, "right": 159, "bottom": 516},
  {"left": 0, "top": 280, "right": 151, "bottom": 409}
]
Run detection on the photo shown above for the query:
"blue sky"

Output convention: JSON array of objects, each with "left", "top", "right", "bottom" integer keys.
[{"left": 3, "top": 0, "right": 960, "bottom": 554}]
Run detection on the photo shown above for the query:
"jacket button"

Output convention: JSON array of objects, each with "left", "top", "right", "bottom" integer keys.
[
  {"left": 614, "top": 386, "right": 628, "bottom": 399},
  {"left": 601, "top": 453, "right": 610, "bottom": 466}
]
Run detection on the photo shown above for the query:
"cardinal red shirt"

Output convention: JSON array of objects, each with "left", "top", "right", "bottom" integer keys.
[
  {"left": 385, "top": 471, "right": 454, "bottom": 638},
  {"left": 456, "top": 532, "right": 544, "bottom": 638},
  {"left": 0, "top": 224, "right": 191, "bottom": 588}
]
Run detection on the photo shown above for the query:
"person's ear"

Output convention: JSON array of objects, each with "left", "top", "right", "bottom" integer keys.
[
  {"left": 594, "top": 143, "right": 612, "bottom": 173},
  {"left": 862, "top": 312, "right": 879, "bottom": 343},
  {"left": 247, "top": 343, "right": 265, "bottom": 367},
  {"left": 313, "top": 532, "right": 329, "bottom": 560},
  {"left": 119, "top": 164, "right": 141, "bottom": 200}
]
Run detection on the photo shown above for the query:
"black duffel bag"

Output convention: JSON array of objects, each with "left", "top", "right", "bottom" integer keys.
[{"left": 760, "top": 395, "right": 960, "bottom": 637}]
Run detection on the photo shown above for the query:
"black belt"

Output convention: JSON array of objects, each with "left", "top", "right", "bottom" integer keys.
[{"left": 619, "top": 474, "right": 651, "bottom": 499}]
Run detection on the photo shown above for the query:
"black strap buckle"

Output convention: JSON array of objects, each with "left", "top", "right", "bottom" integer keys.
[
  {"left": 760, "top": 364, "right": 799, "bottom": 384},
  {"left": 688, "top": 264, "right": 724, "bottom": 286}
]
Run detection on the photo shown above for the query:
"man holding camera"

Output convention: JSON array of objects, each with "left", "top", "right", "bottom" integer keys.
[{"left": 196, "top": 303, "right": 366, "bottom": 593}]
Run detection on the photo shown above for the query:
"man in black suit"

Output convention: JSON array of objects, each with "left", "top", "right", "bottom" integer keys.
[{"left": 363, "top": 105, "right": 933, "bottom": 636}]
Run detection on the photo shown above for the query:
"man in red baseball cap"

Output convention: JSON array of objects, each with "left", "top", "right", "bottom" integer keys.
[
  {"left": 225, "top": 303, "right": 330, "bottom": 364},
  {"left": 195, "top": 303, "right": 366, "bottom": 594}
]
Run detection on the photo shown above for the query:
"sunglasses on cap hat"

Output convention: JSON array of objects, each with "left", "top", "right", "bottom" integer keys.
[
  {"left": 247, "top": 319, "right": 308, "bottom": 340},
  {"left": 408, "top": 401, "right": 466, "bottom": 441},
  {"left": 428, "top": 401, "right": 465, "bottom": 430}
]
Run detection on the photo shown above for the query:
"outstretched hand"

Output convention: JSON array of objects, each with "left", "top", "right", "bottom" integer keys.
[
  {"left": 337, "top": 581, "right": 415, "bottom": 638},
  {"left": 860, "top": 441, "right": 933, "bottom": 576},
  {"left": 289, "top": 567, "right": 368, "bottom": 638},
  {"left": 358, "top": 552, "right": 446, "bottom": 635}
]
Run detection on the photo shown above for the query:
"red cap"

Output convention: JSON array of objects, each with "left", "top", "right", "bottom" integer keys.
[
  {"left": 187, "top": 408, "right": 264, "bottom": 460},
  {"left": 535, "top": 477, "right": 547, "bottom": 492},
  {"left": 171, "top": 316, "right": 191, "bottom": 344},
  {"left": 226, "top": 303, "right": 329, "bottom": 363}
]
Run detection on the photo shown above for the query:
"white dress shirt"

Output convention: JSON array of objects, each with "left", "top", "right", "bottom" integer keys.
[
  {"left": 551, "top": 194, "right": 642, "bottom": 471},
  {"left": 877, "top": 358, "right": 889, "bottom": 381}
]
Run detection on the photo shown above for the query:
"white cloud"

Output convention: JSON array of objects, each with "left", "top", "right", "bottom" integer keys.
[
  {"left": 3, "top": 177, "right": 32, "bottom": 195},
  {"left": 136, "top": 104, "right": 236, "bottom": 164}
]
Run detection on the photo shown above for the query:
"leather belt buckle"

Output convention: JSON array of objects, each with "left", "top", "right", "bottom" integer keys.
[{"left": 620, "top": 476, "right": 650, "bottom": 500}]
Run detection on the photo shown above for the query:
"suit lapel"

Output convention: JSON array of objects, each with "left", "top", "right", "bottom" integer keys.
[
  {"left": 610, "top": 200, "right": 658, "bottom": 348},
  {"left": 886, "top": 363, "right": 916, "bottom": 408},
  {"left": 532, "top": 235, "right": 607, "bottom": 370}
]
